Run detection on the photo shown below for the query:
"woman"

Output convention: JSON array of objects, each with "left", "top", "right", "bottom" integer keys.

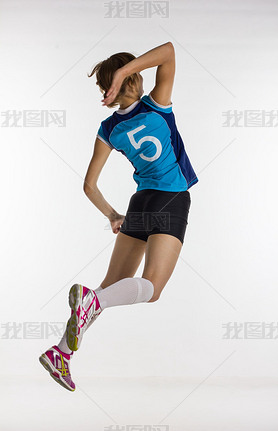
[{"left": 39, "top": 41, "right": 198, "bottom": 391}]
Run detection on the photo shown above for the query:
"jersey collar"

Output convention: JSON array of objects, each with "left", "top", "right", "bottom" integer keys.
[{"left": 115, "top": 98, "right": 141, "bottom": 115}]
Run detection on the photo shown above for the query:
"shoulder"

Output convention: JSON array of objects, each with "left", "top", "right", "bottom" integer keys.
[
  {"left": 99, "top": 114, "right": 114, "bottom": 126},
  {"left": 141, "top": 92, "right": 173, "bottom": 114}
]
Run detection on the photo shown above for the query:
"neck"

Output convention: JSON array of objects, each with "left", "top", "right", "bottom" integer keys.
[{"left": 119, "top": 96, "right": 140, "bottom": 110}]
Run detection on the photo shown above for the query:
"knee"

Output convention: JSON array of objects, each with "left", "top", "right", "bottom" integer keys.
[
  {"left": 142, "top": 278, "right": 162, "bottom": 302},
  {"left": 147, "top": 291, "right": 161, "bottom": 303}
]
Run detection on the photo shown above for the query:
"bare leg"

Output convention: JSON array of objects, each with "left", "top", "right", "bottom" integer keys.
[
  {"left": 142, "top": 233, "right": 183, "bottom": 302},
  {"left": 100, "top": 232, "right": 147, "bottom": 288}
]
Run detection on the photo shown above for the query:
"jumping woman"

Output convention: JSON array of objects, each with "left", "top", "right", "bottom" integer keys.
[{"left": 39, "top": 41, "right": 199, "bottom": 391}]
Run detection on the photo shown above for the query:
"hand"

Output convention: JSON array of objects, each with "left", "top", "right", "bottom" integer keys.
[
  {"left": 102, "top": 68, "right": 125, "bottom": 106},
  {"left": 109, "top": 212, "right": 126, "bottom": 234}
]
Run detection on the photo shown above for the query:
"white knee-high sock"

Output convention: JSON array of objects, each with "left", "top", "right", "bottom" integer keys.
[
  {"left": 95, "top": 277, "right": 154, "bottom": 310},
  {"left": 57, "top": 331, "right": 73, "bottom": 355},
  {"left": 56, "top": 279, "right": 154, "bottom": 355},
  {"left": 94, "top": 286, "right": 103, "bottom": 293}
]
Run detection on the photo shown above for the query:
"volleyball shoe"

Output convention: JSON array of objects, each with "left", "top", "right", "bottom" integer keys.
[
  {"left": 66, "top": 284, "right": 102, "bottom": 351},
  {"left": 39, "top": 345, "right": 75, "bottom": 391}
]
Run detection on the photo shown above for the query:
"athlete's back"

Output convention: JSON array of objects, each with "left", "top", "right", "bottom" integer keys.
[
  {"left": 97, "top": 92, "right": 198, "bottom": 192},
  {"left": 85, "top": 41, "right": 199, "bottom": 204}
]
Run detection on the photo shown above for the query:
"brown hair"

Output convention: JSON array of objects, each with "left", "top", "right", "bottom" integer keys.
[{"left": 87, "top": 52, "right": 140, "bottom": 108}]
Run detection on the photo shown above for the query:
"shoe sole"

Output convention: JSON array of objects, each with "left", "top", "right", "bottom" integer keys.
[
  {"left": 67, "top": 284, "right": 83, "bottom": 351},
  {"left": 39, "top": 354, "right": 75, "bottom": 392}
]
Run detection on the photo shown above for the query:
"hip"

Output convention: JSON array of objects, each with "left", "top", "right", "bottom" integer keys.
[{"left": 126, "top": 188, "right": 191, "bottom": 217}]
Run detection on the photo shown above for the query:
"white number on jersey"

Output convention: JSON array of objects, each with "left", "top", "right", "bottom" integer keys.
[{"left": 127, "top": 125, "right": 162, "bottom": 162}]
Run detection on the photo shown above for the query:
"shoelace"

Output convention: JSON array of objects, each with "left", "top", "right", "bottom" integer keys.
[{"left": 57, "top": 353, "right": 69, "bottom": 377}]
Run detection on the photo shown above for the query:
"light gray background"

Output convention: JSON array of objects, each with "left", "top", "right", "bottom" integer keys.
[{"left": 1, "top": 0, "right": 278, "bottom": 429}]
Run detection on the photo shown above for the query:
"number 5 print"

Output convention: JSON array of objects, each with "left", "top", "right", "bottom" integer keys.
[{"left": 127, "top": 125, "right": 162, "bottom": 162}]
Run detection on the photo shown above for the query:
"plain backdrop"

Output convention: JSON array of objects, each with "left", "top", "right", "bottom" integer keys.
[{"left": 0, "top": 0, "right": 278, "bottom": 430}]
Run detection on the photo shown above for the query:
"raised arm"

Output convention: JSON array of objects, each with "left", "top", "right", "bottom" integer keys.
[{"left": 102, "top": 42, "right": 175, "bottom": 107}]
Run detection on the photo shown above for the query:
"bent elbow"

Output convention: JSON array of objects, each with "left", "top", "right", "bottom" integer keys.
[
  {"left": 83, "top": 181, "right": 97, "bottom": 196},
  {"left": 167, "top": 41, "right": 174, "bottom": 51},
  {"left": 165, "top": 41, "right": 175, "bottom": 60}
]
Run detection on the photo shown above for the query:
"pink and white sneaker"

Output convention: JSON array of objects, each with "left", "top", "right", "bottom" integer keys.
[
  {"left": 39, "top": 345, "right": 75, "bottom": 392},
  {"left": 66, "top": 284, "right": 102, "bottom": 351}
]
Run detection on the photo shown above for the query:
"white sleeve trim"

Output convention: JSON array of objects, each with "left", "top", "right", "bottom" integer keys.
[
  {"left": 148, "top": 92, "right": 173, "bottom": 109},
  {"left": 97, "top": 134, "right": 113, "bottom": 149}
]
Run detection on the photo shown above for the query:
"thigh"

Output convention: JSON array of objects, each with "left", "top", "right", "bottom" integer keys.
[
  {"left": 142, "top": 233, "right": 183, "bottom": 301},
  {"left": 100, "top": 232, "right": 146, "bottom": 288}
]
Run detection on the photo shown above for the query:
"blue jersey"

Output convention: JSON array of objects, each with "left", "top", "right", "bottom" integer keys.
[{"left": 96, "top": 92, "right": 198, "bottom": 192}]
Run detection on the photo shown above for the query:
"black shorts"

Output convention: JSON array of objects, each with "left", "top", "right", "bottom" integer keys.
[{"left": 119, "top": 189, "right": 191, "bottom": 245}]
